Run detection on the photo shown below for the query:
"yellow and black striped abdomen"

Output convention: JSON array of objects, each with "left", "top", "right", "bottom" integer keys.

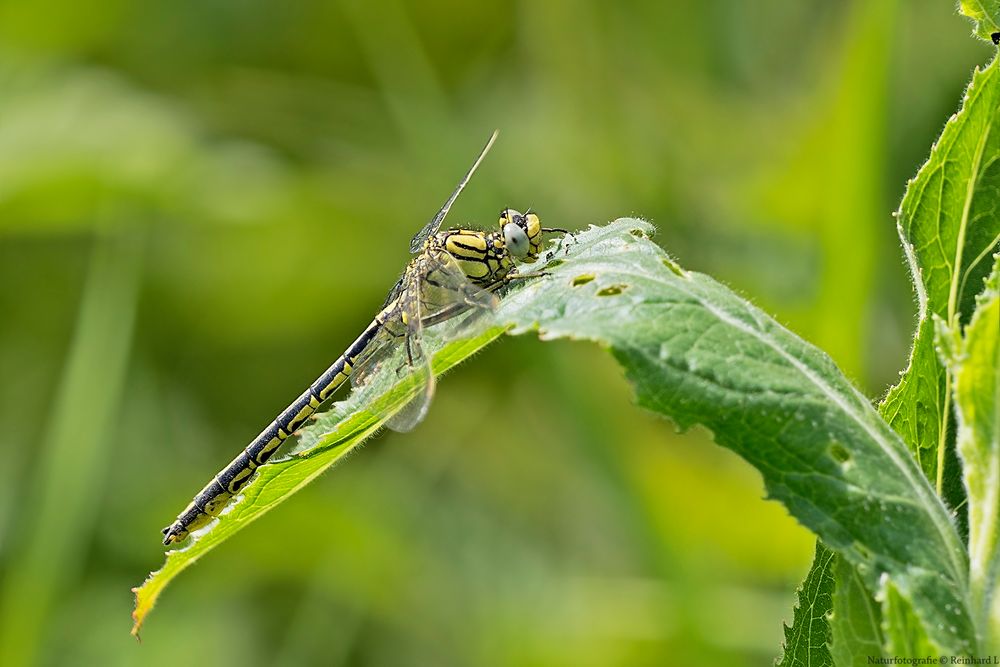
[{"left": 160, "top": 307, "right": 391, "bottom": 545}]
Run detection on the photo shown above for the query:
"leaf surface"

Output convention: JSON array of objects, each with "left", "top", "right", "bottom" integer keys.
[
  {"left": 943, "top": 254, "right": 1000, "bottom": 642},
  {"left": 883, "top": 56, "right": 1000, "bottom": 490},
  {"left": 776, "top": 541, "right": 836, "bottom": 667},
  {"left": 961, "top": 1, "right": 1000, "bottom": 43},
  {"left": 830, "top": 553, "right": 883, "bottom": 667},
  {"left": 815, "top": 52, "right": 1000, "bottom": 667},
  {"left": 132, "top": 325, "right": 506, "bottom": 636},
  {"left": 135, "top": 220, "right": 975, "bottom": 652},
  {"left": 495, "top": 220, "right": 973, "bottom": 654},
  {"left": 878, "top": 576, "right": 942, "bottom": 657}
]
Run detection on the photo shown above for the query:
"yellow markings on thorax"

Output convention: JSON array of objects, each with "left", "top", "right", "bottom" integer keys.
[
  {"left": 445, "top": 232, "right": 487, "bottom": 255},
  {"left": 444, "top": 233, "right": 491, "bottom": 280},
  {"left": 457, "top": 259, "right": 490, "bottom": 279}
]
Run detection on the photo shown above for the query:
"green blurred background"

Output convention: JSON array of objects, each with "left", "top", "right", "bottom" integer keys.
[{"left": 0, "top": 1, "right": 990, "bottom": 665}]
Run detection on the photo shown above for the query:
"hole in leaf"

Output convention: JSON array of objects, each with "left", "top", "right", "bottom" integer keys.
[
  {"left": 572, "top": 274, "right": 595, "bottom": 287},
  {"left": 596, "top": 284, "right": 628, "bottom": 297},
  {"left": 630, "top": 228, "right": 647, "bottom": 238},
  {"left": 662, "top": 258, "right": 684, "bottom": 277},
  {"left": 829, "top": 442, "right": 851, "bottom": 465},
  {"left": 546, "top": 259, "right": 565, "bottom": 269}
]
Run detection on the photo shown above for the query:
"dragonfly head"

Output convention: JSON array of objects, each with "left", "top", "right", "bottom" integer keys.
[{"left": 499, "top": 208, "right": 543, "bottom": 262}]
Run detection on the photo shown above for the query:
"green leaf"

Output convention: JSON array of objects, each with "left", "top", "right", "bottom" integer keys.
[
  {"left": 882, "top": 55, "right": 1000, "bottom": 492},
  {"left": 960, "top": 0, "right": 1000, "bottom": 43},
  {"left": 947, "top": 254, "right": 1000, "bottom": 643},
  {"left": 776, "top": 541, "right": 836, "bottom": 667},
  {"left": 494, "top": 219, "right": 974, "bottom": 653},
  {"left": 131, "top": 324, "right": 508, "bottom": 636},
  {"left": 878, "top": 576, "right": 943, "bottom": 657},
  {"left": 135, "top": 220, "right": 975, "bottom": 653},
  {"left": 821, "top": 52, "right": 1000, "bottom": 666},
  {"left": 830, "top": 553, "right": 883, "bottom": 667}
]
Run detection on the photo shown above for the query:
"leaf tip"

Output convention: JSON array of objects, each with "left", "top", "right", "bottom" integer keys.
[
  {"left": 958, "top": 2, "right": 1000, "bottom": 44},
  {"left": 130, "top": 602, "right": 144, "bottom": 641}
]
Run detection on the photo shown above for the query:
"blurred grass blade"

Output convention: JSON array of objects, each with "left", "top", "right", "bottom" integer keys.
[
  {"left": 818, "top": 48, "right": 1000, "bottom": 664},
  {"left": 0, "top": 227, "right": 141, "bottom": 667},
  {"left": 776, "top": 541, "right": 835, "bottom": 667},
  {"left": 766, "top": 2, "right": 897, "bottom": 661},
  {"left": 136, "top": 220, "right": 974, "bottom": 652}
]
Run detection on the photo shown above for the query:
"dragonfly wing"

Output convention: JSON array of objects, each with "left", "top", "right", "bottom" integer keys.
[
  {"left": 419, "top": 248, "right": 499, "bottom": 314},
  {"left": 409, "top": 130, "right": 499, "bottom": 253},
  {"left": 347, "top": 267, "right": 435, "bottom": 432},
  {"left": 380, "top": 275, "right": 405, "bottom": 310},
  {"left": 383, "top": 352, "right": 434, "bottom": 432},
  {"left": 352, "top": 248, "right": 499, "bottom": 432},
  {"left": 348, "top": 323, "right": 402, "bottom": 391},
  {"left": 350, "top": 273, "right": 411, "bottom": 390},
  {"left": 383, "top": 277, "right": 435, "bottom": 433},
  {"left": 386, "top": 248, "right": 506, "bottom": 430}
]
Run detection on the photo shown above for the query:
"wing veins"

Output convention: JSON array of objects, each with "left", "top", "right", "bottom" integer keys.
[{"left": 409, "top": 130, "right": 499, "bottom": 252}]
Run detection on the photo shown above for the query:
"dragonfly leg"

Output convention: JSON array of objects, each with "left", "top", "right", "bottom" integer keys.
[
  {"left": 543, "top": 229, "right": 576, "bottom": 256},
  {"left": 504, "top": 269, "right": 550, "bottom": 283},
  {"left": 392, "top": 334, "right": 415, "bottom": 377}
]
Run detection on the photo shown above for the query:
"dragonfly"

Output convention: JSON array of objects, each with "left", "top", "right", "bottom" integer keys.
[{"left": 162, "top": 130, "right": 567, "bottom": 545}]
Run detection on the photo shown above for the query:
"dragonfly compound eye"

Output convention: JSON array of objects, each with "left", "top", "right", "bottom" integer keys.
[{"left": 504, "top": 222, "right": 530, "bottom": 258}]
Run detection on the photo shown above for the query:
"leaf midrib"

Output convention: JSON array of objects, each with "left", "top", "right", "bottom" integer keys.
[
  {"left": 691, "top": 289, "right": 967, "bottom": 585},
  {"left": 949, "top": 119, "right": 992, "bottom": 325},
  {"left": 964, "top": 0, "right": 1000, "bottom": 34},
  {"left": 547, "top": 250, "right": 968, "bottom": 587}
]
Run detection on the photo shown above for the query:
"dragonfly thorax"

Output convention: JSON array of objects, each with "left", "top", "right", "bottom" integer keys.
[
  {"left": 424, "top": 207, "right": 545, "bottom": 288},
  {"left": 426, "top": 229, "right": 516, "bottom": 286}
]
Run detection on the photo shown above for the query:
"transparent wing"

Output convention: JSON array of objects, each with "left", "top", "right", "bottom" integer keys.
[
  {"left": 348, "top": 319, "right": 404, "bottom": 391},
  {"left": 383, "top": 291, "right": 434, "bottom": 433},
  {"left": 351, "top": 250, "right": 499, "bottom": 432},
  {"left": 386, "top": 249, "right": 505, "bottom": 431},
  {"left": 418, "top": 248, "right": 499, "bottom": 314},
  {"left": 350, "top": 272, "right": 414, "bottom": 391},
  {"left": 347, "top": 266, "right": 434, "bottom": 433},
  {"left": 380, "top": 275, "right": 405, "bottom": 310},
  {"left": 409, "top": 130, "right": 499, "bottom": 253}
]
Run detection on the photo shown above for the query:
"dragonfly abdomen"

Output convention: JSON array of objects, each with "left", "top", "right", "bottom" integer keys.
[
  {"left": 161, "top": 313, "right": 387, "bottom": 545},
  {"left": 158, "top": 132, "right": 552, "bottom": 549}
]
